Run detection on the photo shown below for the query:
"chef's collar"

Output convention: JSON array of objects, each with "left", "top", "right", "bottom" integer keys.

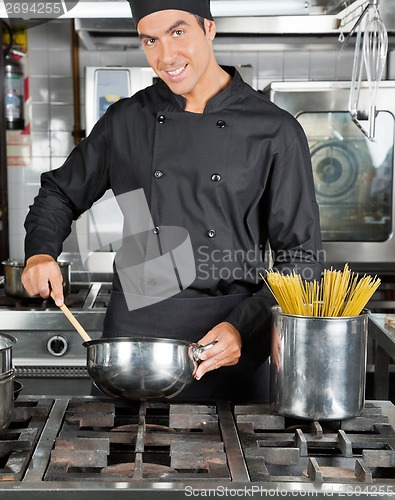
[
  {"left": 128, "top": 0, "right": 213, "bottom": 28},
  {"left": 168, "top": 66, "right": 241, "bottom": 113}
]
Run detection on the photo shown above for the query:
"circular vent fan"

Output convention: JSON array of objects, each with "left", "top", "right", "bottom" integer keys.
[{"left": 310, "top": 140, "right": 359, "bottom": 201}]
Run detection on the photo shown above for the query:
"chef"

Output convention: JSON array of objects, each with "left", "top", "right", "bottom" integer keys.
[{"left": 22, "top": 0, "right": 323, "bottom": 401}]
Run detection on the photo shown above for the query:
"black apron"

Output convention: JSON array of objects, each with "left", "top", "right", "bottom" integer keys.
[{"left": 92, "top": 289, "right": 269, "bottom": 402}]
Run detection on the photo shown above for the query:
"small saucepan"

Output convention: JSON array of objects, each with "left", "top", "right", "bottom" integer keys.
[
  {"left": 55, "top": 297, "right": 215, "bottom": 399},
  {"left": 1, "top": 259, "right": 71, "bottom": 299}
]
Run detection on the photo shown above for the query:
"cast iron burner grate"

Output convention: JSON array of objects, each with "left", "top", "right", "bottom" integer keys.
[
  {"left": 234, "top": 403, "right": 395, "bottom": 484},
  {"left": 0, "top": 400, "right": 53, "bottom": 481},
  {"left": 44, "top": 399, "right": 230, "bottom": 482}
]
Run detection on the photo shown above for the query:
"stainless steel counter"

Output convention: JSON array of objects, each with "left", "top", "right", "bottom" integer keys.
[{"left": 369, "top": 314, "right": 395, "bottom": 400}]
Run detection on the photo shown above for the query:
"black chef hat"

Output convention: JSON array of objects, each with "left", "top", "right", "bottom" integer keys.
[{"left": 128, "top": 0, "right": 213, "bottom": 27}]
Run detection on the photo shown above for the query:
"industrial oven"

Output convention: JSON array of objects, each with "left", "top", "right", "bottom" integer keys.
[{"left": 266, "top": 81, "right": 395, "bottom": 273}]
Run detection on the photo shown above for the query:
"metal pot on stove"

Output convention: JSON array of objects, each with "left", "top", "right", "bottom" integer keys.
[
  {"left": 270, "top": 306, "right": 369, "bottom": 420},
  {"left": 0, "top": 370, "right": 15, "bottom": 430},
  {"left": 1, "top": 259, "right": 71, "bottom": 299},
  {"left": 0, "top": 332, "right": 16, "bottom": 376},
  {"left": 0, "top": 333, "right": 17, "bottom": 430}
]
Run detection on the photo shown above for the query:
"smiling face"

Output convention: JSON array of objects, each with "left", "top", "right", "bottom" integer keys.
[{"left": 138, "top": 10, "right": 220, "bottom": 111}]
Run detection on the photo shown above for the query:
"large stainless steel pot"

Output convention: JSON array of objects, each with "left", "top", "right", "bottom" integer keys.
[
  {"left": 0, "top": 369, "right": 15, "bottom": 430},
  {"left": 1, "top": 259, "right": 71, "bottom": 298},
  {"left": 270, "top": 306, "right": 369, "bottom": 420},
  {"left": 0, "top": 333, "right": 16, "bottom": 376},
  {"left": 83, "top": 337, "right": 215, "bottom": 399}
]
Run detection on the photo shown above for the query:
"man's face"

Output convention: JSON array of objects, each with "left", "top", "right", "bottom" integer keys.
[{"left": 138, "top": 10, "right": 216, "bottom": 100}]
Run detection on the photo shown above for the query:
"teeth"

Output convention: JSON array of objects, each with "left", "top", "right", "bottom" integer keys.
[{"left": 168, "top": 66, "right": 185, "bottom": 76}]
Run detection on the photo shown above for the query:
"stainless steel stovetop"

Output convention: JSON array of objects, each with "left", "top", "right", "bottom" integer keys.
[{"left": 0, "top": 397, "right": 394, "bottom": 499}]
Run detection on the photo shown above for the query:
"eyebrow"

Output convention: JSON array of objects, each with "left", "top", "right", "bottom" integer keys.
[{"left": 139, "top": 20, "right": 189, "bottom": 40}]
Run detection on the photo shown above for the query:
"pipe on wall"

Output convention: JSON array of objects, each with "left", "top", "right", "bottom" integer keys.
[
  {"left": 71, "top": 19, "right": 83, "bottom": 145},
  {"left": 0, "top": 21, "right": 10, "bottom": 264}
]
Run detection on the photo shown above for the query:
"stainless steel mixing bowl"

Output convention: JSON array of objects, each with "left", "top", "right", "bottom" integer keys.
[{"left": 83, "top": 337, "right": 215, "bottom": 399}]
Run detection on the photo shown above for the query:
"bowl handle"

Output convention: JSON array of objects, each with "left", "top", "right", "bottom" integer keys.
[{"left": 191, "top": 341, "right": 218, "bottom": 362}]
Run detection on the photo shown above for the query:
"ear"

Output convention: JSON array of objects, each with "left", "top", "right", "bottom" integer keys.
[{"left": 205, "top": 19, "right": 216, "bottom": 41}]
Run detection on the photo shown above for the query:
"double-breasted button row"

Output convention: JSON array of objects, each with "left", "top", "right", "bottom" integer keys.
[
  {"left": 157, "top": 114, "right": 226, "bottom": 128},
  {"left": 153, "top": 224, "right": 216, "bottom": 240},
  {"left": 154, "top": 170, "right": 221, "bottom": 182},
  {"left": 154, "top": 226, "right": 216, "bottom": 239}
]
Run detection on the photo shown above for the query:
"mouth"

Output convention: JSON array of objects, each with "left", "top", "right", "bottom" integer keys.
[{"left": 165, "top": 64, "right": 187, "bottom": 79}]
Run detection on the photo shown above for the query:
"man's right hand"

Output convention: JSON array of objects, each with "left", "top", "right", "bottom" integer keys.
[{"left": 22, "top": 254, "right": 64, "bottom": 306}]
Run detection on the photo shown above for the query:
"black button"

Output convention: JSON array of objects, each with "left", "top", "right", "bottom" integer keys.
[
  {"left": 158, "top": 115, "right": 166, "bottom": 124},
  {"left": 154, "top": 170, "right": 163, "bottom": 179},
  {"left": 211, "top": 173, "right": 221, "bottom": 182},
  {"left": 216, "top": 120, "right": 226, "bottom": 128},
  {"left": 207, "top": 229, "right": 216, "bottom": 238},
  {"left": 153, "top": 226, "right": 160, "bottom": 234}
]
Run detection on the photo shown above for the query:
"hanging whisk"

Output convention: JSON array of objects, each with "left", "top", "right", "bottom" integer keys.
[{"left": 348, "top": 0, "right": 388, "bottom": 140}]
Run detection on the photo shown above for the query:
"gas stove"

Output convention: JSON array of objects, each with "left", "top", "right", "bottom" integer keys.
[
  {"left": 0, "top": 397, "right": 394, "bottom": 499},
  {"left": 0, "top": 282, "right": 109, "bottom": 395}
]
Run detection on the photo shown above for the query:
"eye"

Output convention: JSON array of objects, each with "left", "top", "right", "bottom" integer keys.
[
  {"left": 143, "top": 38, "right": 156, "bottom": 47},
  {"left": 173, "top": 29, "right": 184, "bottom": 37}
]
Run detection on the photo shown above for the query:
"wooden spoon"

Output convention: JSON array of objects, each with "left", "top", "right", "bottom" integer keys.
[{"left": 51, "top": 292, "right": 92, "bottom": 342}]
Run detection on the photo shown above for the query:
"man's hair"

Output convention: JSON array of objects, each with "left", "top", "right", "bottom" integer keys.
[{"left": 195, "top": 15, "right": 206, "bottom": 33}]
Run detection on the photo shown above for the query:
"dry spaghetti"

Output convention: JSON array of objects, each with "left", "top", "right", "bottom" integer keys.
[{"left": 261, "top": 264, "right": 380, "bottom": 317}]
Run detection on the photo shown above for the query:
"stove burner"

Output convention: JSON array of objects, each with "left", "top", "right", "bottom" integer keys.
[
  {"left": 44, "top": 399, "right": 231, "bottom": 482},
  {"left": 65, "top": 401, "right": 115, "bottom": 428},
  {"left": 303, "top": 465, "right": 356, "bottom": 479},
  {"left": 111, "top": 424, "right": 176, "bottom": 433},
  {"left": 0, "top": 400, "right": 53, "bottom": 481},
  {"left": 100, "top": 462, "right": 177, "bottom": 476},
  {"left": 285, "top": 422, "right": 327, "bottom": 437},
  {"left": 234, "top": 403, "right": 395, "bottom": 484}
]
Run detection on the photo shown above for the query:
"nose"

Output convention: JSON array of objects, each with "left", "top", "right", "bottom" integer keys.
[{"left": 159, "top": 39, "right": 177, "bottom": 65}]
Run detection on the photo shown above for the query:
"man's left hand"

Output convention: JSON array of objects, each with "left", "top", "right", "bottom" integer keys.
[{"left": 193, "top": 322, "right": 242, "bottom": 380}]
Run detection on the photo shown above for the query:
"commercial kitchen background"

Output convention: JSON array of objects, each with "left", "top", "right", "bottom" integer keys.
[
  {"left": 2, "top": 4, "right": 395, "bottom": 402},
  {"left": 2, "top": 6, "right": 395, "bottom": 494},
  {"left": 6, "top": 20, "right": 395, "bottom": 259}
]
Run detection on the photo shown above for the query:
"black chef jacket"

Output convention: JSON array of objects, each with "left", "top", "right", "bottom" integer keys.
[{"left": 25, "top": 67, "right": 323, "bottom": 398}]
